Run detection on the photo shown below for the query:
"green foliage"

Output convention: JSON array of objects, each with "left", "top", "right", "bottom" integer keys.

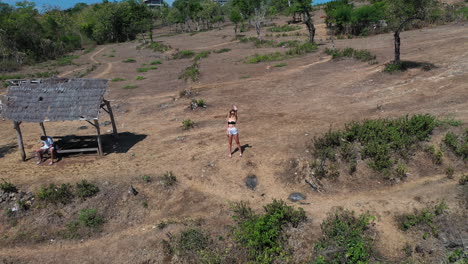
[
  {"left": 312, "top": 115, "right": 437, "bottom": 175},
  {"left": 436, "top": 117, "right": 463, "bottom": 128},
  {"left": 459, "top": 174, "right": 468, "bottom": 185},
  {"left": 395, "top": 164, "right": 408, "bottom": 178},
  {"left": 122, "top": 84, "right": 138, "bottom": 90},
  {"left": 214, "top": 48, "right": 231, "bottom": 53},
  {"left": 446, "top": 166, "right": 455, "bottom": 179},
  {"left": 176, "top": 229, "right": 208, "bottom": 254},
  {"left": 285, "top": 42, "right": 318, "bottom": 56},
  {"left": 159, "top": 171, "right": 177, "bottom": 187},
  {"left": 150, "top": 60, "right": 162, "bottom": 65},
  {"left": 313, "top": 208, "right": 375, "bottom": 264},
  {"left": 75, "top": 180, "right": 99, "bottom": 200},
  {"left": 232, "top": 199, "right": 306, "bottom": 263},
  {"left": 142, "top": 175, "right": 151, "bottom": 183},
  {"left": 192, "top": 99, "right": 206, "bottom": 108},
  {"left": 0, "top": 179, "right": 18, "bottom": 193},
  {"left": 447, "top": 248, "right": 466, "bottom": 263},
  {"left": 443, "top": 131, "right": 468, "bottom": 160},
  {"left": 54, "top": 55, "right": 79, "bottom": 66},
  {"left": 135, "top": 76, "right": 146, "bottom": 80},
  {"left": 246, "top": 52, "right": 286, "bottom": 64},
  {"left": 136, "top": 67, "right": 149, "bottom": 73},
  {"left": 78, "top": 209, "right": 105, "bottom": 228},
  {"left": 173, "top": 50, "right": 196, "bottom": 59},
  {"left": 268, "top": 25, "right": 301, "bottom": 32},
  {"left": 325, "top": 47, "right": 377, "bottom": 62},
  {"left": 400, "top": 201, "right": 447, "bottom": 236},
  {"left": 182, "top": 119, "right": 195, "bottom": 130},
  {"left": 179, "top": 62, "right": 200, "bottom": 82},
  {"left": 194, "top": 51, "right": 211, "bottom": 61},
  {"left": 122, "top": 58, "right": 136, "bottom": 63},
  {"left": 111, "top": 77, "right": 125, "bottom": 82},
  {"left": 424, "top": 145, "right": 444, "bottom": 165},
  {"left": 146, "top": 42, "right": 171, "bottom": 52},
  {"left": 37, "top": 184, "right": 74, "bottom": 205},
  {"left": 274, "top": 63, "right": 287, "bottom": 67}
]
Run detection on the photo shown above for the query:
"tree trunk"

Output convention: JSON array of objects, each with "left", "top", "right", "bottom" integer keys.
[
  {"left": 234, "top": 24, "right": 238, "bottom": 36},
  {"left": 304, "top": 13, "right": 315, "bottom": 43},
  {"left": 394, "top": 31, "right": 401, "bottom": 63}
]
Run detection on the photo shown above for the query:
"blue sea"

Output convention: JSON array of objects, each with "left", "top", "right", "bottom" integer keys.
[{"left": 4, "top": 0, "right": 334, "bottom": 11}]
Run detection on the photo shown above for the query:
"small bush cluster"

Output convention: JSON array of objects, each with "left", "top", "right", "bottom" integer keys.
[
  {"left": 159, "top": 171, "right": 177, "bottom": 187},
  {"left": 122, "top": 84, "right": 138, "bottom": 90},
  {"left": 61, "top": 208, "right": 105, "bottom": 239},
  {"left": 214, "top": 48, "right": 231, "bottom": 53},
  {"left": 37, "top": 181, "right": 99, "bottom": 205},
  {"left": 182, "top": 119, "right": 195, "bottom": 130},
  {"left": 122, "top": 58, "right": 136, "bottom": 63},
  {"left": 173, "top": 50, "right": 196, "bottom": 59},
  {"left": 54, "top": 55, "right": 79, "bottom": 66},
  {"left": 145, "top": 42, "right": 171, "bottom": 52},
  {"left": 179, "top": 62, "right": 200, "bottom": 82},
  {"left": 194, "top": 51, "right": 211, "bottom": 61},
  {"left": 268, "top": 25, "right": 301, "bottom": 32},
  {"left": 150, "top": 60, "right": 162, "bottom": 65},
  {"left": 313, "top": 208, "right": 375, "bottom": 264},
  {"left": 274, "top": 63, "right": 287, "bottom": 68},
  {"left": 325, "top": 47, "right": 377, "bottom": 63},
  {"left": 399, "top": 201, "right": 448, "bottom": 237},
  {"left": 111, "top": 77, "right": 125, "bottom": 82},
  {"left": 135, "top": 76, "right": 146, "bottom": 80},
  {"left": 0, "top": 179, "right": 18, "bottom": 193},
  {"left": 384, "top": 61, "right": 436, "bottom": 73},
  {"left": 310, "top": 114, "right": 438, "bottom": 178},
  {"left": 443, "top": 130, "right": 468, "bottom": 160},
  {"left": 246, "top": 42, "right": 317, "bottom": 64},
  {"left": 176, "top": 228, "right": 208, "bottom": 254},
  {"left": 232, "top": 199, "right": 306, "bottom": 263},
  {"left": 459, "top": 174, "right": 468, "bottom": 185},
  {"left": 424, "top": 145, "right": 444, "bottom": 165}
]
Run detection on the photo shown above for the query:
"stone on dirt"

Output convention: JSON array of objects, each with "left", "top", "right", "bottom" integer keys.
[{"left": 288, "top": 192, "right": 306, "bottom": 202}]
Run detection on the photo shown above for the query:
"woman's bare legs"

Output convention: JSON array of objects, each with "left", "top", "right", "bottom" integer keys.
[
  {"left": 234, "top": 134, "right": 242, "bottom": 157},
  {"left": 228, "top": 135, "right": 233, "bottom": 157}
]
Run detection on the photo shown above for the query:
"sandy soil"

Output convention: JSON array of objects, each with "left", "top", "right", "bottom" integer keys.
[{"left": 0, "top": 14, "right": 467, "bottom": 263}]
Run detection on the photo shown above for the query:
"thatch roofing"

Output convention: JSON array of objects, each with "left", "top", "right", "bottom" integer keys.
[{"left": 1, "top": 78, "right": 108, "bottom": 123}]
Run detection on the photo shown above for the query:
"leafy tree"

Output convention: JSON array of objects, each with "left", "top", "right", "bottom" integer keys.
[
  {"left": 292, "top": 0, "right": 316, "bottom": 43},
  {"left": 385, "top": 0, "right": 438, "bottom": 63},
  {"left": 229, "top": 7, "right": 243, "bottom": 36}
]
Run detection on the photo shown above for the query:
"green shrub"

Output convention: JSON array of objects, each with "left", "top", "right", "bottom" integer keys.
[
  {"left": 286, "top": 42, "right": 318, "bottom": 56},
  {"left": 246, "top": 52, "right": 286, "bottom": 64},
  {"left": 436, "top": 117, "right": 463, "bottom": 128},
  {"left": 276, "top": 40, "right": 300, "bottom": 48},
  {"left": 182, "top": 119, "right": 195, "bottom": 130},
  {"left": 179, "top": 62, "right": 200, "bottom": 82},
  {"left": 37, "top": 184, "right": 74, "bottom": 205},
  {"left": 459, "top": 174, "right": 468, "bottom": 185},
  {"left": 111, "top": 77, "right": 125, "bottom": 82},
  {"left": 447, "top": 248, "right": 465, "bottom": 263},
  {"left": 194, "top": 51, "right": 211, "bottom": 61},
  {"left": 75, "top": 180, "right": 99, "bottom": 200},
  {"left": 325, "top": 47, "right": 376, "bottom": 62},
  {"left": 445, "top": 166, "right": 455, "bottom": 179},
  {"left": 232, "top": 199, "right": 306, "bottom": 263},
  {"left": 78, "top": 209, "right": 105, "bottom": 228},
  {"left": 273, "top": 63, "right": 287, "bottom": 67},
  {"left": 313, "top": 208, "right": 375, "bottom": 264},
  {"left": 192, "top": 99, "right": 206, "bottom": 108},
  {"left": 400, "top": 202, "right": 447, "bottom": 236},
  {"left": 137, "top": 67, "right": 149, "bottom": 73},
  {"left": 425, "top": 145, "right": 443, "bottom": 165},
  {"left": 176, "top": 229, "right": 208, "bottom": 254},
  {"left": 214, "top": 48, "right": 231, "bottom": 53},
  {"left": 268, "top": 25, "right": 301, "bottom": 32},
  {"left": 145, "top": 42, "right": 171, "bottom": 52},
  {"left": 395, "top": 164, "right": 408, "bottom": 178},
  {"left": 384, "top": 62, "right": 405, "bottom": 73},
  {"left": 159, "top": 171, "right": 177, "bottom": 187},
  {"left": 443, "top": 131, "right": 468, "bottom": 160},
  {"left": 122, "top": 58, "right": 136, "bottom": 63},
  {"left": 135, "top": 76, "right": 146, "bottom": 80},
  {"left": 311, "top": 115, "right": 437, "bottom": 174},
  {"left": 173, "top": 50, "right": 196, "bottom": 59},
  {"left": 0, "top": 179, "right": 18, "bottom": 193},
  {"left": 149, "top": 66, "right": 158, "bottom": 70},
  {"left": 122, "top": 85, "right": 138, "bottom": 89},
  {"left": 142, "top": 175, "right": 151, "bottom": 183},
  {"left": 150, "top": 60, "right": 162, "bottom": 65},
  {"left": 54, "top": 55, "right": 79, "bottom": 66}
]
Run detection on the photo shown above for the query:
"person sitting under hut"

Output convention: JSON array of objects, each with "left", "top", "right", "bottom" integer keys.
[{"left": 36, "top": 136, "right": 55, "bottom": 165}]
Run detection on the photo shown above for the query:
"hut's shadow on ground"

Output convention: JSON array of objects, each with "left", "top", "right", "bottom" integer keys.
[
  {"left": 0, "top": 144, "right": 16, "bottom": 158},
  {"left": 56, "top": 132, "right": 147, "bottom": 158}
]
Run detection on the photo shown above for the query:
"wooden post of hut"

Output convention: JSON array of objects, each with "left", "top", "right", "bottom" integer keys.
[{"left": 1, "top": 78, "right": 117, "bottom": 160}]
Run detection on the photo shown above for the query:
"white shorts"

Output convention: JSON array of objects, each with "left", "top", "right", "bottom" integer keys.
[{"left": 228, "top": 127, "right": 238, "bottom": 136}]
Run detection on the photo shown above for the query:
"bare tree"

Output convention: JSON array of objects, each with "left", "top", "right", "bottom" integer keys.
[{"left": 250, "top": 2, "right": 268, "bottom": 40}]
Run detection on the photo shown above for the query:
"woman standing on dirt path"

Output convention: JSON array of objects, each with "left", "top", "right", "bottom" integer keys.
[{"left": 227, "top": 105, "right": 242, "bottom": 158}]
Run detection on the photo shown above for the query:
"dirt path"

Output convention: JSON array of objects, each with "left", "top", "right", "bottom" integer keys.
[
  {"left": 193, "top": 40, "right": 240, "bottom": 50},
  {"left": 58, "top": 47, "right": 107, "bottom": 78}
]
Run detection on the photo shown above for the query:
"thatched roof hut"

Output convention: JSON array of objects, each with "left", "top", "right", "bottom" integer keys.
[{"left": 1, "top": 78, "right": 118, "bottom": 161}]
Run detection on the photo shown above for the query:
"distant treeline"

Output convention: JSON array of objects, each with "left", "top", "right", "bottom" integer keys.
[{"left": 0, "top": 0, "right": 153, "bottom": 72}]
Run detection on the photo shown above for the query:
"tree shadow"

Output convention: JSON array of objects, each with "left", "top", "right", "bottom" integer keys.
[
  {"left": 54, "top": 132, "right": 147, "bottom": 158},
  {"left": 0, "top": 144, "right": 16, "bottom": 158},
  {"left": 387, "top": 61, "right": 437, "bottom": 72}
]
